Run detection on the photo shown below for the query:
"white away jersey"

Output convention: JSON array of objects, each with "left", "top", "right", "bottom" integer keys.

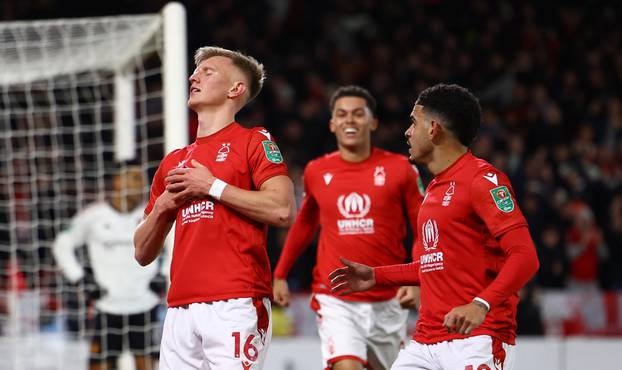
[{"left": 53, "top": 202, "right": 160, "bottom": 314}]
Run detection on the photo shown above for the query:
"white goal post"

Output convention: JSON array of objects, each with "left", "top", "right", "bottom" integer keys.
[{"left": 0, "top": 3, "right": 187, "bottom": 369}]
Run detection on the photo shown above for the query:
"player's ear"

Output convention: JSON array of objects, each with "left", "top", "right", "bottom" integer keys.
[
  {"left": 370, "top": 118, "right": 379, "bottom": 132},
  {"left": 228, "top": 81, "right": 246, "bottom": 99},
  {"left": 329, "top": 117, "right": 337, "bottom": 133},
  {"left": 429, "top": 119, "right": 443, "bottom": 143}
]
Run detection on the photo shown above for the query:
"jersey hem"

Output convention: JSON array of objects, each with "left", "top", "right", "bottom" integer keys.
[
  {"left": 311, "top": 288, "right": 397, "bottom": 304},
  {"left": 167, "top": 291, "right": 271, "bottom": 307},
  {"left": 413, "top": 328, "right": 515, "bottom": 345}
]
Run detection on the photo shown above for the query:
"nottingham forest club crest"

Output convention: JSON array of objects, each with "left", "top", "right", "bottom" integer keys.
[
  {"left": 216, "top": 143, "right": 231, "bottom": 162},
  {"left": 373, "top": 166, "right": 386, "bottom": 186},
  {"left": 490, "top": 185, "right": 515, "bottom": 213},
  {"left": 261, "top": 140, "right": 283, "bottom": 164}
]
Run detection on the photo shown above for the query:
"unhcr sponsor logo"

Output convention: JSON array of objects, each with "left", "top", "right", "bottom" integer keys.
[
  {"left": 181, "top": 200, "right": 215, "bottom": 225},
  {"left": 336, "top": 192, "right": 375, "bottom": 235}
]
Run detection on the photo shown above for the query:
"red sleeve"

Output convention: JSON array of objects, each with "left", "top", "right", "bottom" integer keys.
[
  {"left": 247, "top": 128, "right": 288, "bottom": 188},
  {"left": 403, "top": 163, "right": 424, "bottom": 240},
  {"left": 477, "top": 226, "right": 539, "bottom": 307},
  {"left": 374, "top": 261, "right": 420, "bottom": 287},
  {"left": 471, "top": 169, "right": 527, "bottom": 237},
  {"left": 143, "top": 160, "right": 168, "bottom": 216},
  {"left": 273, "top": 167, "right": 320, "bottom": 279}
]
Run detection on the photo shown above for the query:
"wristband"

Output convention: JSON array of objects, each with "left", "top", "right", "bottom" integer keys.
[
  {"left": 473, "top": 297, "right": 490, "bottom": 311},
  {"left": 208, "top": 178, "right": 228, "bottom": 200}
]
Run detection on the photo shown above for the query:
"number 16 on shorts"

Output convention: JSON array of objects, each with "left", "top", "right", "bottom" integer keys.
[{"left": 232, "top": 331, "right": 259, "bottom": 362}]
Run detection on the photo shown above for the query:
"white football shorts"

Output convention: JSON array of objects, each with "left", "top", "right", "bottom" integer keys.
[
  {"left": 313, "top": 293, "right": 408, "bottom": 370},
  {"left": 159, "top": 297, "right": 272, "bottom": 370},
  {"left": 391, "top": 335, "right": 515, "bottom": 370}
]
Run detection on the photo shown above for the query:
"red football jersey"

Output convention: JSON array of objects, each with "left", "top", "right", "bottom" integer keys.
[
  {"left": 413, "top": 152, "right": 527, "bottom": 344},
  {"left": 274, "top": 148, "right": 423, "bottom": 302},
  {"left": 145, "top": 123, "right": 288, "bottom": 307}
]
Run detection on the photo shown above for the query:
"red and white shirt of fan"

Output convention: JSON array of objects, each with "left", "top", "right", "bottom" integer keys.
[{"left": 145, "top": 123, "right": 288, "bottom": 370}]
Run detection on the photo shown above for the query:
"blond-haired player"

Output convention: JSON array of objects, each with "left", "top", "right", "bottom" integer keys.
[{"left": 134, "top": 46, "right": 296, "bottom": 370}]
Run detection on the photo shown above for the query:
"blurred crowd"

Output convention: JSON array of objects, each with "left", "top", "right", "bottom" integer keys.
[
  {"left": 1, "top": 0, "right": 621, "bottom": 325},
  {"left": 182, "top": 0, "right": 622, "bottom": 293}
]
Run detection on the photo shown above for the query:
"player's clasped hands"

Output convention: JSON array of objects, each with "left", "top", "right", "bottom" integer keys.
[
  {"left": 328, "top": 257, "right": 377, "bottom": 295},
  {"left": 442, "top": 302, "right": 488, "bottom": 335},
  {"left": 152, "top": 190, "right": 180, "bottom": 220},
  {"left": 165, "top": 159, "right": 215, "bottom": 202}
]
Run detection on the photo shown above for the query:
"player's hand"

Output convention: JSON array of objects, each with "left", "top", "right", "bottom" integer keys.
[
  {"left": 165, "top": 159, "right": 214, "bottom": 201},
  {"left": 328, "top": 257, "right": 376, "bottom": 296},
  {"left": 74, "top": 278, "right": 107, "bottom": 304},
  {"left": 443, "top": 301, "right": 488, "bottom": 335},
  {"left": 273, "top": 278, "right": 290, "bottom": 307},
  {"left": 396, "top": 286, "right": 420, "bottom": 309},
  {"left": 154, "top": 190, "right": 180, "bottom": 220}
]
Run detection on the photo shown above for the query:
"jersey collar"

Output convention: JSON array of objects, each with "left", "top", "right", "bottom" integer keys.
[{"left": 434, "top": 150, "right": 473, "bottom": 181}]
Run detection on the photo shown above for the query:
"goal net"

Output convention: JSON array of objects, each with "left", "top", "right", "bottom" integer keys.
[{"left": 0, "top": 3, "right": 187, "bottom": 369}]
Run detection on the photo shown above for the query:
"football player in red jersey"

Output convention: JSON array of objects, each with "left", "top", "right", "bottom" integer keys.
[
  {"left": 134, "top": 46, "right": 296, "bottom": 370},
  {"left": 330, "top": 83, "right": 539, "bottom": 370},
  {"left": 273, "top": 86, "right": 424, "bottom": 370}
]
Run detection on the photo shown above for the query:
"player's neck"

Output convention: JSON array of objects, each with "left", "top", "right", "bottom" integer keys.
[
  {"left": 109, "top": 197, "right": 135, "bottom": 213},
  {"left": 428, "top": 144, "right": 468, "bottom": 176},
  {"left": 338, "top": 143, "right": 372, "bottom": 163},
  {"left": 195, "top": 105, "right": 238, "bottom": 138}
]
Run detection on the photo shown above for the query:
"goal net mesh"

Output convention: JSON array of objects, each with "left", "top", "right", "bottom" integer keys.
[{"left": 0, "top": 13, "right": 169, "bottom": 370}]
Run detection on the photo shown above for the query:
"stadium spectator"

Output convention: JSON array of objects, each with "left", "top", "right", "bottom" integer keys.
[
  {"left": 516, "top": 285, "right": 544, "bottom": 336},
  {"left": 565, "top": 200, "right": 608, "bottom": 291},
  {"left": 604, "top": 194, "right": 622, "bottom": 288},
  {"left": 133, "top": 46, "right": 296, "bottom": 370},
  {"left": 273, "top": 85, "right": 423, "bottom": 370},
  {"left": 536, "top": 224, "right": 568, "bottom": 288}
]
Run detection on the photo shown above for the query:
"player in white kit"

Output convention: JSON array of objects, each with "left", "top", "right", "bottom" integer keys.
[{"left": 54, "top": 166, "right": 166, "bottom": 370}]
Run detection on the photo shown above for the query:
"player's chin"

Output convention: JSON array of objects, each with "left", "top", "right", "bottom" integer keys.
[
  {"left": 187, "top": 95, "right": 204, "bottom": 109},
  {"left": 339, "top": 137, "right": 363, "bottom": 149},
  {"left": 408, "top": 151, "right": 423, "bottom": 164}
]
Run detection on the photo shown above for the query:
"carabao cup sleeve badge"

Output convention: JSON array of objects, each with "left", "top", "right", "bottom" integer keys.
[
  {"left": 490, "top": 185, "right": 515, "bottom": 213},
  {"left": 262, "top": 140, "right": 283, "bottom": 164}
]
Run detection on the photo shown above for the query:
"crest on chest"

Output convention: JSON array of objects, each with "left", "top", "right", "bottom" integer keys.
[{"left": 215, "top": 143, "right": 231, "bottom": 162}]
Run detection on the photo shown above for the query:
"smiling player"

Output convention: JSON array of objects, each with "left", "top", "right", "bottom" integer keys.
[
  {"left": 330, "top": 83, "right": 540, "bottom": 370},
  {"left": 273, "top": 85, "right": 424, "bottom": 370}
]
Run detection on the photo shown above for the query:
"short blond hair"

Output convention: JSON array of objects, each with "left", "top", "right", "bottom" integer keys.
[{"left": 194, "top": 46, "right": 266, "bottom": 103}]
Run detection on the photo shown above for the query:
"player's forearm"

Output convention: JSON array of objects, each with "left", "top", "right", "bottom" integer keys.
[
  {"left": 374, "top": 261, "right": 421, "bottom": 287},
  {"left": 274, "top": 215, "right": 318, "bottom": 279},
  {"left": 218, "top": 181, "right": 296, "bottom": 228},
  {"left": 52, "top": 232, "right": 84, "bottom": 283},
  {"left": 134, "top": 208, "right": 174, "bottom": 266},
  {"left": 477, "top": 227, "right": 540, "bottom": 307}
]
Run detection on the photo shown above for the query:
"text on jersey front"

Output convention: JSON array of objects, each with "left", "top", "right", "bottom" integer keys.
[
  {"left": 336, "top": 192, "right": 374, "bottom": 235},
  {"left": 181, "top": 200, "right": 215, "bottom": 225}
]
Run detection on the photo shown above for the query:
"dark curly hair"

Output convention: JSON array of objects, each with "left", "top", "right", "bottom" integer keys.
[
  {"left": 416, "top": 83, "right": 481, "bottom": 147},
  {"left": 329, "top": 85, "right": 378, "bottom": 118}
]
